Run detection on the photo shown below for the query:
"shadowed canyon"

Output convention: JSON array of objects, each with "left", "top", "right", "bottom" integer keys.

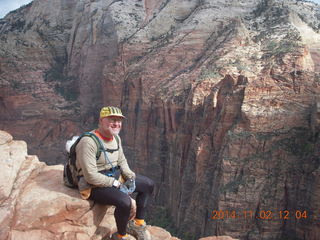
[{"left": 1, "top": 0, "right": 320, "bottom": 239}]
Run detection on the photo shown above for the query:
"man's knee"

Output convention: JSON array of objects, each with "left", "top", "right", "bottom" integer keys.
[
  {"left": 146, "top": 177, "right": 154, "bottom": 193},
  {"left": 116, "top": 195, "right": 131, "bottom": 211}
]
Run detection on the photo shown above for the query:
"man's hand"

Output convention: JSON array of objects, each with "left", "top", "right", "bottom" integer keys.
[
  {"left": 119, "top": 183, "right": 130, "bottom": 194},
  {"left": 114, "top": 178, "right": 136, "bottom": 195},
  {"left": 112, "top": 179, "right": 121, "bottom": 188},
  {"left": 124, "top": 178, "right": 136, "bottom": 194}
]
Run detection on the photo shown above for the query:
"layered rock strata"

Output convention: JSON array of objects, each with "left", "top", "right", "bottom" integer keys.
[{"left": 1, "top": 0, "right": 320, "bottom": 239}]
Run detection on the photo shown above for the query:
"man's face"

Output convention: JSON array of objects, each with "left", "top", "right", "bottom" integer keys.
[{"left": 100, "top": 116, "right": 123, "bottom": 136}]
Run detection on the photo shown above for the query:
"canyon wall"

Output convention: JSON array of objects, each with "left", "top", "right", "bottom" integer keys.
[{"left": 1, "top": 0, "right": 320, "bottom": 239}]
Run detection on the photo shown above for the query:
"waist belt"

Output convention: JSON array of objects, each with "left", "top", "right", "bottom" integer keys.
[
  {"left": 100, "top": 166, "right": 120, "bottom": 178},
  {"left": 77, "top": 166, "right": 120, "bottom": 180}
]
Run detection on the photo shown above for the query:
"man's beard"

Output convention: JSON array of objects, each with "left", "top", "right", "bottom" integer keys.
[{"left": 109, "top": 127, "right": 121, "bottom": 135}]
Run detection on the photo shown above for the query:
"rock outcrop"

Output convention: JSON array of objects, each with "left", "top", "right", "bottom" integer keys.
[
  {"left": 1, "top": 0, "right": 320, "bottom": 239},
  {"left": 0, "top": 130, "right": 178, "bottom": 240}
]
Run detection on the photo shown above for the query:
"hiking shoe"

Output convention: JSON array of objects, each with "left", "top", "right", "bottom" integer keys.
[
  {"left": 110, "top": 232, "right": 131, "bottom": 240},
  {"left": 126, "top": 220, "right": 150, "bottom": 240}
]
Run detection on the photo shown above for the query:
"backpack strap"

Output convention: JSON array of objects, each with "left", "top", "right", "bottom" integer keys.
[
  {"left": 78, "top": 132, "right": 120, "bottom": 176},
  {"left": 81, "top": 132, "right": 103, "bottom": 160},
  {"left": 85, "top": 132, "right": 120, "bottom": 155},
  {"left": 114, "top": 134, "right": 120, "bottom": 146},
  {"left": 105, "top": 135, "right": 120, "bottom": 153}
]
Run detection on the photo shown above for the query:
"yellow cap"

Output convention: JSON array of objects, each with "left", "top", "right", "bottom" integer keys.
[{"left": 100, "top": 106, "right": 125, "bottom": 118}]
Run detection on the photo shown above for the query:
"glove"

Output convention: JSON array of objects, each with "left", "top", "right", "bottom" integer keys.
[
  {"left": 124, "top": 178, "right": 136, "bottom": 194},
  {"left": 119, "top": 183, "right": 130, "bottom": 195}
]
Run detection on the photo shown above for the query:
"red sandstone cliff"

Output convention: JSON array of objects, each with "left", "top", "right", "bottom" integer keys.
[{"left": 1, "top": 0, "right": 320, "bottom": 239}]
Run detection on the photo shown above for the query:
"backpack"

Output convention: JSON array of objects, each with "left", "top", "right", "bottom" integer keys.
[{"left": 63, "top": 132, "right": 119, "bottom": 188}]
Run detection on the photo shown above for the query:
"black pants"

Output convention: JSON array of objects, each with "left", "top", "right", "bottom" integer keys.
[{"left": 89, "top": 174, "right": 154, "bottom": 235}]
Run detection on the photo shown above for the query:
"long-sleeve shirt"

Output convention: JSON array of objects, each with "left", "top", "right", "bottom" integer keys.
[{"left": 75, "top": 132, "right": 135, "bottom": 198}]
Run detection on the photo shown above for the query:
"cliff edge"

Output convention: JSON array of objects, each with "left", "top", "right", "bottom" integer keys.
[
  {"left": 1, "top": 0, "right": 320, "bottom": 239},
  {"left": 0, "top": 130, "right": 181, "bottom": 240}
]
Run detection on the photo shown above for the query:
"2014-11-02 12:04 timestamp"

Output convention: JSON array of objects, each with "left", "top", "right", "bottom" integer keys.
[{"left": 210, "top": 210, "right": 311, "bottom": 220}]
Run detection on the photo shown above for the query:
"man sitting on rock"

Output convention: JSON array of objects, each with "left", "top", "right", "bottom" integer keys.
[{"left": 76, "top": 106, "right": 154, "bottom": 240}]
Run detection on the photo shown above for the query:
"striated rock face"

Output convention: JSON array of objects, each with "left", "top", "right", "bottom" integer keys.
[
  {"left": 1, "top": 0, "right": 320, "bottom": 239},
  {"left": 0, "top": 130, "right": 179, "bottom": 240}
]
